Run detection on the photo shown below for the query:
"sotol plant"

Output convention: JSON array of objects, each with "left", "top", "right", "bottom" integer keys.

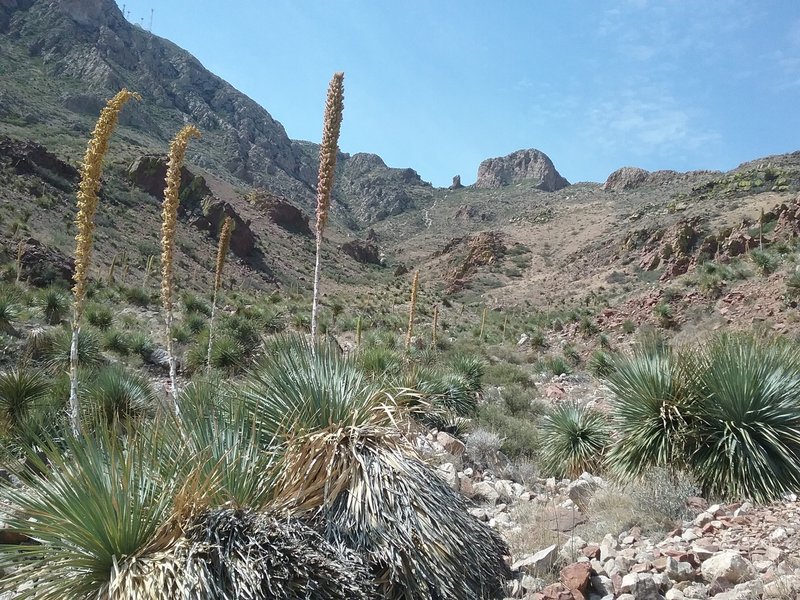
[
  {"left": 161, "top": 124, "right": 201, "bottom": 410},
  {"left": 69, "top": 89, "right": 140, "bottom": 436},
  {"left": 405, "top": 270, "right": 419, "bottom": 351},
  {"left": 310, "top": 72, "right": 345, "bottom": 345},
  {"left": 207, "top": 216, "right": 233, "bottom": 370}
]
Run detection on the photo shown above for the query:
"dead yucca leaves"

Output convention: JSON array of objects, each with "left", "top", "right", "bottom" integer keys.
[
  {"left": 161, "top": 124, "right": 201, "bottom": 409},
  {"left": 207, "top": 216, "right": 234, "bottom": 370},
  {"left": 311, "top": 72, "right": 345, "bottom": 345},
  {"left": 69, "top": 88, "right": 140, "bottom": 436}
]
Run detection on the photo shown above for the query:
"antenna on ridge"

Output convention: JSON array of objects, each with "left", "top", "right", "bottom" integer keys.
[{"left": 148, "top": 8, "right": 154, "bottom": 31}]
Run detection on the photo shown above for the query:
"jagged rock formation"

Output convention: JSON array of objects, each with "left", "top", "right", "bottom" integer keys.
[
  {"left": 604, "top": 166, "right": 721, "bottom": 191},
  {"left": 127, "top": 155, "right": 256, "bottom": 258},
  {"left": 439, "top": 231, "right": 506, "bottom": 293},
  {"left": 335, "top": 153, "right": 433, "bottom": 224},
  {"left": 475, "top": 149, "right": 569, "bottom": 191},
  {"left": 449, "top": 175, "right": 463, "bottom": 190}
]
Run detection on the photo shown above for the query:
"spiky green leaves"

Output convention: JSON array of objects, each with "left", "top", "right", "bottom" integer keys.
[
  {"left": 604, "top": 333, "right": 800, "bottom": 502},
  {"left": 541, "top": 402, "right": 608, "bottom": 478}
]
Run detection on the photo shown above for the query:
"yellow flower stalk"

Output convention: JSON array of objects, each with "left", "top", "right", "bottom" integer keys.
[
  {"left": 161, "top": 124, "right": 201, "bottom": 407},
  {"left": 431, "top": 304, "right": 439, "bottom": 347},
  {"left": 69, "top": 88, "right": 139, "bottom": 437},
  {"left": 207, "top": 215, "right": 234, "bottom": 370},
  {"left": 405, "top": 271, "right": 419, "bottom": 351},
  {"left": 311, "top": 72, "right": 345, "bottom": 345}
]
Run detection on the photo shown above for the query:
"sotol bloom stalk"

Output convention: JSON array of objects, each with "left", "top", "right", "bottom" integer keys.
[
  {"left": 405, "top": 271, "right": 419, "bottom": 351},
  {"left": 69, "top": 89, "right": 139, "bottom": 437},
  {"left": 310, "top": 72, "right": 345, "bottom": 346},
  {"left": 161, "top": 124, "right": 201, "bottom": 409},
  {"left": 207, "top": 216, "right": 234, "bottom": 370}
]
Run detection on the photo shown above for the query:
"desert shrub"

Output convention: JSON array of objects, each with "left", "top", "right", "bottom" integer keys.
[
  {"left": 750, "top": 249, "right": 778, "bottom": 275},
  {"left": 477, "top": 403, "right": 539, "bottom": 460},
  {"left": 466, "top": 428, "right": 502, "bottom": 467},
  {"left": 628, "top": 467, "right": 699, "bottom": 527},
  {"left": 786, "top": 270, "right": 800, "bottom": 298},
  {"left": 123, "top": 286, "right": 151, "bottom": 307},
  {"left": 449, "top": 354, "right": 485, "bottom": 392},
  {"left": 37, "top": 287, "right": 69, "bottom": 325},
  {"left": 0, "top": 368, "right": 50, "bottom": 433},
  {"left": 685, "top": 333, "right": 800, "bottom": 502},
  {"left": 129, "top": 332, "right": 155, "bottom": 361},
  {"left": 182, "top": 292, "right": 211, "bottom": 316},
  {"left": 84, "top": 364, "right": 157, "bottom": 427},
  {"left": 589, "top": 350, "right": 616, "bottom": 377},
  {"left": 653, "top": 302, "right": 673, "bottom": 327},
  {"left": 563, "top": 344, "right": 580, "bottom": 365},
  {"left": 621, "top": 319, "right": 636, "bottom": 334},
  {"left": 260, "top": 307, "right": 287, "bottom": 333},
  {"left": 85, "top": 303, "right": 113, "bottom": 330},
  {"left": 183, "top": 312, "right": 207, "bottom": 335},
  {"left": 170, "top": 323, "right": 192, "bottom": 344},
  {"left": 45, "top": 327, "right": 104, "bottom": 373},
  {"left": 540, "top": 402, "right": 608, "bottom": 478},
  {"left": 485, "top": 362, "right": 532, "bottom": 386},
  {"left": 544, "top": 355, "right": 572, "bottom": 377},
  {"left": 102, "top": 329, "right": 131, "bottom": 356},
  {"left": 357, "top": 346, "right": 404, "bottom": 379}
]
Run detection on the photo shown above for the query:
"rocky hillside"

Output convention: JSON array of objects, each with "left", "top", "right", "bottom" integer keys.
[{"left": 0, "top": 0, "right": 431, "bottom": 228}]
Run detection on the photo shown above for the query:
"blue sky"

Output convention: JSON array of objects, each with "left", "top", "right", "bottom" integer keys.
[{"left": 116, "top": 1, "right": 800, "bottom": 187}]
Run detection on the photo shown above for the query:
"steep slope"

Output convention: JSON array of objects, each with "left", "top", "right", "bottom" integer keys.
[{"left": 0, "top": 0, "right": 431, "bottom": 228}]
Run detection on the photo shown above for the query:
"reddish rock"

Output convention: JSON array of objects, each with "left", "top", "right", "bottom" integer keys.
[
  {"left": 540, "top": 582, "right": 578, "bottom": 600},
  {"left": 560, "top": 562, "right": 591, "bottom": 596},
  {"left": 582, "top": 545, "right": 601, "bottom": 560}
]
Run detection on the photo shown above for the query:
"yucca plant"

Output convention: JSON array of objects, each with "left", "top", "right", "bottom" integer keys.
[
  {"left": 83, "top": 364, "right": 157, "bottom": 430},
  {"left": 0, "top": 431, "right": 180, "bottom": 599},
  {"left": 0, "top": 368, "right": 50, "bottom": 434},
  {"left": 38, "top": 287, "right": 70, "bottom": 325},
  {"left": 69, "top": 88, "right": 140, "bottom": 436},
  {"left": 161, "top": 124, "right": 201, "bottom": 410},
  {"left": 240, "top": 336, "right": 510, "bottom": 599},
  {"left": 310, "top": 72, "right": 345, "bottom": 345},
  {"left": 45, "top": 327, "right": 105, "bottom": 373},
  {"left": 0, "top": 293, "right": 19, "bottom": 336},
  {"left": 540, "top": 402, "right": 608, "bottom": 478},
  {"left": 449, "top": 353, "right": 485, "bottom": 393},
  {"left": 685, "top": 333, "right": 800, "bottom": 502},
  {"left": 206, "top": 216, "right": 233, "bottom": 370},
  {"left": 589, "top": 349, "right": 616, "bottom": 377},
  {"left": 604, "top": 349, "right": 693, "bottom": 478}
]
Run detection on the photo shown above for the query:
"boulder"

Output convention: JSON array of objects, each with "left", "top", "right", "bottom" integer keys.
[
  {"left": 472, "top": 480, "right": 500, "bottom": 505},
  {"left": 436, "top": 431, "right": 466, "bottom": 456},
  {"left": 512, "top": 544, "right": 559, "bottom": 576},
  {"left": 560, "top": 562, "right": 591, "bottom": 598},
  {"left": 700, "top": 551, "right": 756, "bottom": 587},
  {"left": 619, "top": 573, "right": 661, "bottom": 600},
  {"left": 341, "top": 239, "right": 381, "bottom": 265},
  {"left": 16, "top": 237, "right": 74, "bottom": 286}
]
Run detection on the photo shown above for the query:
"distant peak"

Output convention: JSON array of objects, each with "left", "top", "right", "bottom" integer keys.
[{"left": 475, "top": 148, "right": 569, "bottom": 191}]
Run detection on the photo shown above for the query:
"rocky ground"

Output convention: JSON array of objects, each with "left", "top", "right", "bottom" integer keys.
[{"left": 424, "top": 430, "right": 800, "bottom": 600}]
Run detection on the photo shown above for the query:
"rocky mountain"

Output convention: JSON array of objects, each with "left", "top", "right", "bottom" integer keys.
[
  {"left": 475, "top": 149, "right": 569, "bottom": 191},
  {"left": 0, "top": 0, "right": 431, "bottom": 228}
]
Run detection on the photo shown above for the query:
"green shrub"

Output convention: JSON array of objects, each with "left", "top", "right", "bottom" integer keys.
[
  {"left": 589, "top": 350, "right": 616, "bottom": 377},
  {"left": 84, "top": 364, "right": 157, "bottom": 427},
  {"left": 0, "top": 368, "right": 49, "bottom": 433},
  {"left": 184, "top": 312, "right": 207, "bottom": 335},
  {"left": 102, "top": 329, "right": 131, "bottom": 356},
  {"left": 540, "top": 402, "right": 608, "bottom": 478},
  {"left": 129, "top": 333, "right": 155, "bottom": 361},
  {"left": 45, "top": 327, "right": 104, "bottom": 373},
  {"left": 182, "top": 292, "right": 211, "bottom": 316},
  {"left": 85, "top": 304, "right": 113, "bottom": 330},
  {"left": 123, "top": 286, "right": 151, "bottom": 307},
  {"left": 786, "top": 270, "right": 800, "bottom": 298},
  {"left": 621, "top": 320, "right": 636, "bottom": 335},
  {"left": 208, "top": 335, "right": 247, "bottom": 374},
  {"left": 750, "top": 249, "right": 778, "bottom": 275},
  {"left": 686, "top": 334, "right": 800, "bottom": 502},
  {"left": 38, "top": 288, "right": 69, "bottom": 325},
  {"left": 544, "top": 355, "right": 572, "bottom": 377},
  {"left": 449, "top": 354, "right": 485, "bottom": 392}
]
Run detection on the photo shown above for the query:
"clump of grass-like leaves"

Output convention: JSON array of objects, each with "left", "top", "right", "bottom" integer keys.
[
  {"left": 540, "top": 402, "right": 608, "bottom": 478},
  {"left": 241, "top": 335, "right": 510, "bottom": 599},
  {"left": 604, "top": 348, "right": 691, "bottom": 478},
  {"left": 45, "top": 327, "right": 105, "bottom": 373},
  {"left": 83, "top": 364, "right": 157, "bottom": 429},
  {"left": 684, "top": 334, "right": 800, "bottom": 502},
  {"left": 0, "top": 368, "right": 50, "bottom": 434},
  {"left": 604, "top": 332, "right": 800, "bottom": 502}
]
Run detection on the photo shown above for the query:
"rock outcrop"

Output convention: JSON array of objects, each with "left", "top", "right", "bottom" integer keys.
[
  {"left": 475, "top": 149, "right": 569, "bottom": 191},
  {"left": 439, "top": 231, "right": 506, "bottom": 293},
  {"left": 604, "top": 167, "right": 721, "bottom": 192}
]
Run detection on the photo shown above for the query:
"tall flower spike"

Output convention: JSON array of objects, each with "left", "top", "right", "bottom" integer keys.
[
  {"left": 207, "top": 216, "right": 234, "bottom": 370},
  {"left": 69, "top": 88, "right": 140, "bottom": 438},
  {"left": 405, "top": 271, "right": 419, "bottom": 351},
  {"left": 311, "top": 72, "right": 345, "bottom": 345},
  {"left": 161, "top": 124, "right": 201, "bottom": 406}
]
